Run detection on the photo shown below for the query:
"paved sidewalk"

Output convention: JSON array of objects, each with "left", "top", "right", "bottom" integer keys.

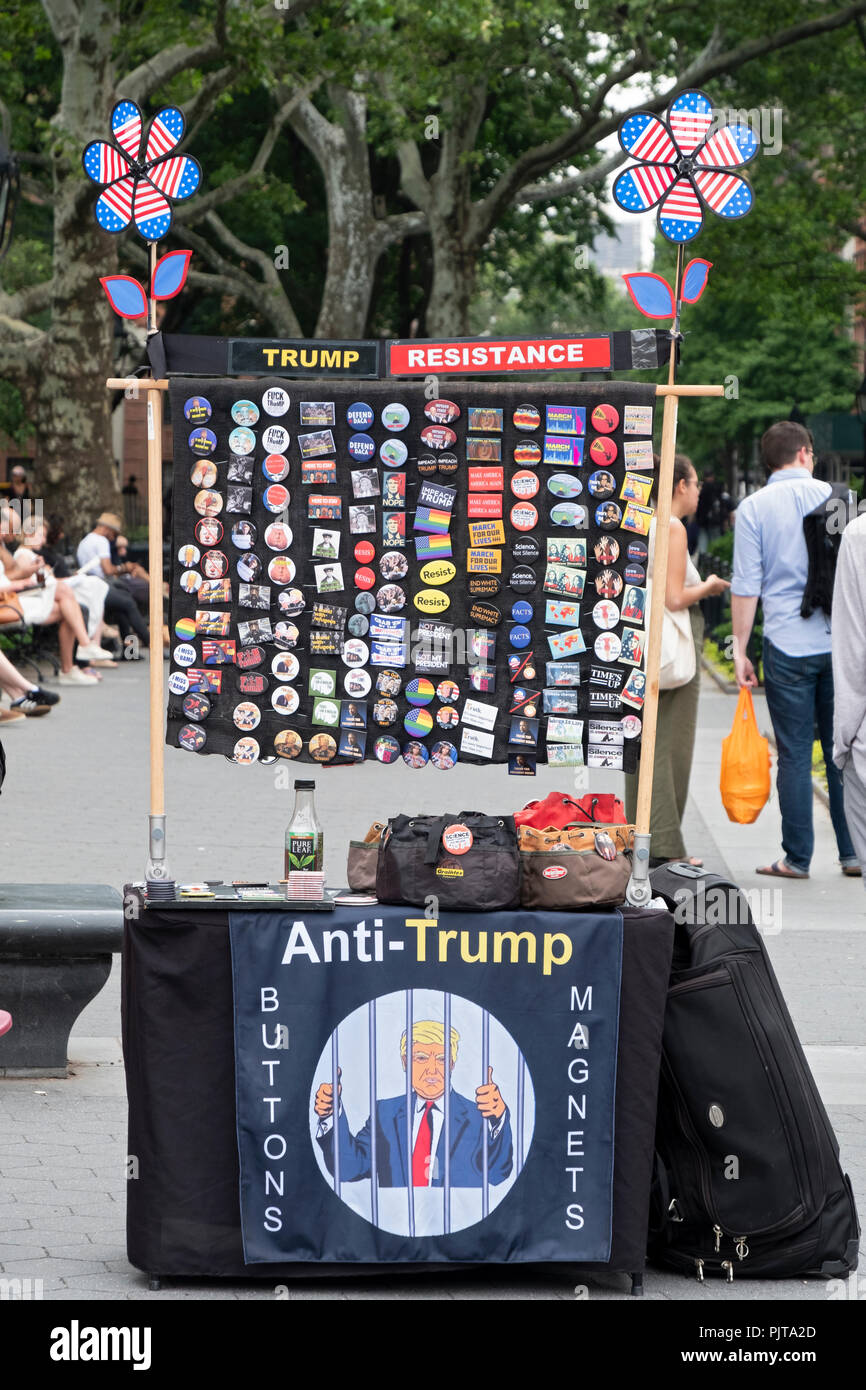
[{"left": 0, "top": 662, "right": 863, "bottom": 1300}]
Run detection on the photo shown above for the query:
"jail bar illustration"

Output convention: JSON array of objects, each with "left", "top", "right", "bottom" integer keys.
[{"left": 326, "top": 991, "right": 529, "bottom": 1233}]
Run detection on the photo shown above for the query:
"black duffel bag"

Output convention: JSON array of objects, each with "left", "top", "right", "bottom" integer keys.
[{"left": 375, "top": 812, "right": 520, "bottom": 911}]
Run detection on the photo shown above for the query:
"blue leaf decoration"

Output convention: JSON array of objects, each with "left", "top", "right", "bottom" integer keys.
[
  {"left": 151, "top": 248, "right": 192, "bottom": 300},
  {"left": 681, "top": 258, "right": 712, "bottom": 304},
  {"left": 622, "top": 272, "right": 675, "bottom": 319},
  {"left": 99, "top": 274, "right": 148, "bottom": 319}
]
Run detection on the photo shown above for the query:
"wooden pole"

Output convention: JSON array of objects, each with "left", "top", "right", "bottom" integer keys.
[
  {"left": 634, "top": 245, "right": 685, "bottom": 841},
  {"left": 145, "top": 377, "right": 165, "bottom": 820}
]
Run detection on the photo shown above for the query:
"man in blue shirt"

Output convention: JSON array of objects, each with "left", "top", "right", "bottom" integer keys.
[{"left": 731, "top": 421, "right": 858, "bottom": 878}]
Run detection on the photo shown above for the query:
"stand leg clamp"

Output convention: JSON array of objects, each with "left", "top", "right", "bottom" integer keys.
[
  {"left": 625, "top": 832, "right": 653, "bottom": 907},
  {"left": 145, "top": 814, "right": 171, "bottom": 883}
]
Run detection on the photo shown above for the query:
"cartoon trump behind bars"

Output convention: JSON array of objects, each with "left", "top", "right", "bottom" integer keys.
[{"left": 314, "top": 1020, "right": 513, "bottom": 1187}]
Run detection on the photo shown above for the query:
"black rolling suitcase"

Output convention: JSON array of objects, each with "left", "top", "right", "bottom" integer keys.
[{"left": 647, "top": 862, "right": 859, "bottom": 1281}]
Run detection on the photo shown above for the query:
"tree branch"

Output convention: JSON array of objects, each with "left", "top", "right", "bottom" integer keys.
[
  {"left": 521, "top": 149, "right": 628, "bottom": 204},
  {"left": 475, "top": 1, "right": 866, "bottom": 242},
  {"left": 40, "top": 0, "right": 80, "bottom": 47},
  {"left": 0, "top": 281, "right": 54, "bottom": 320},
  {"left": 176, "top": 85, "right": 320, "bottom": 224},
  {"left": 184, "top": 65, "right": 238, "bottom": 145},
  {"left": 379, "top": 209, "right": 428, "bottom": 245},
  {"left": 0, "top": 314, "right": 46, "bottom": 382},
  {"left": 120, "top": 0, "right": 272, "bottom": 102}
]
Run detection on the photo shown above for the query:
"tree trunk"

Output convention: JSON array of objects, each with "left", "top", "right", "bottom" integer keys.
[
  {"left": 36, "top": 0, "right": 121, "bottom": 535},
  {"left": 425, "top": 217, "right": 478, "bottom": 337},
  {"left": 296, "top": 90, "right": 390, "bottom": 340}
]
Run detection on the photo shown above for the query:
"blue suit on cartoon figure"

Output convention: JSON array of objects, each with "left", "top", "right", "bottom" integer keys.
[{"left": 314, "top": 1020, "right": 513, "bottom": 1188}]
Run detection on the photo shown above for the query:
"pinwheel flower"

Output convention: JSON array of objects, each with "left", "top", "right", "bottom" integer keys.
[
  {"left": 613, "top": 89, "right": 758, "bottom": 244},
  {"left": 82, "top": 100, "right": 202, "bottom": 242}
]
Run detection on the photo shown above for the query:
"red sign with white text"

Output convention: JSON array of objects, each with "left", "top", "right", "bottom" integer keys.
[
  {"left": 467, "top": 466, "right": 504, "bottom": 492},
  {"left": 467, "top": 493, "right": 504, "bottom": 518},
  {"left": 389, "top": 336, "right": 612, "bottom": 375}
]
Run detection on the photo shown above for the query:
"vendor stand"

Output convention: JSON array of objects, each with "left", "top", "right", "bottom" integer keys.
[{"left": 82, "top": 88, "right": 754, "bottom": 1285}]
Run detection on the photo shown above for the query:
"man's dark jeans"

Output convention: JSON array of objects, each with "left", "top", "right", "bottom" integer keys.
[{"left": 762, "top": 638, "right": 856, "bottom": 872}]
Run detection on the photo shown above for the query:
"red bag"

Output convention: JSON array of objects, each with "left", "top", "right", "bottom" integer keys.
[{"left": 515, "top": 792, "right": 627, "bottom": 830}]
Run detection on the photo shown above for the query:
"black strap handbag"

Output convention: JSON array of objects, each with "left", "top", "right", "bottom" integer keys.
[{"left": 375, "top": 811, "right": 520, "bottom": 911}]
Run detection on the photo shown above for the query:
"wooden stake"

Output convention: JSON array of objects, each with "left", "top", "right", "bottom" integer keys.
[
  {"left": 144, "top": 378, "right": 165, "bottom": 818},
  {"left": 635, "top": 245, "right": 684, "bottom": 838}
]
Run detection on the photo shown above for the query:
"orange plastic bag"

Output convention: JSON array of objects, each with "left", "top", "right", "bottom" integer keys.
[{"left": 720, "top": 687, "right": 771, "bottom": 824}]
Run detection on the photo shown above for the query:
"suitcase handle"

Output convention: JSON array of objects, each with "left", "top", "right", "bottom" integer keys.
[{"left": 664, "top": 862, "right": 708, "bottom": 881}]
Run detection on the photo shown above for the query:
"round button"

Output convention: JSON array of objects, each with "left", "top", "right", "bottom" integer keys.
[
  {"left": 271, "top": 684, "right": 300, "bottom": 716},
  {"left": 512, "top": 537, "right": 540, "bottom": 563},
  {"left": 168, "top": 670, "right": 190, "bottom": 695},
  {"left": 509, "top": 566, "right": 537, "bottom": 593},
  {"left": 379, "top": 551, "right": 408, "bottom": 580},
  {"left": 275, "top": 729, "right": 303, "bottom": 759},
  {"left": 627, "top": 539, "right": 649, "bottom": 563},
  {"left": 513, "top": 404, "right": 540, "bottom": 430},
  {"left": 511, "top": 470, "right": 539, "bottom": 499},
  {"left": 404, "top": 708, "right": 434, "bottom": 737},
  {"left": 550, "top": 501, "right": 585, "bottom": 527},
  {"left": 274, "top": 621, "right": 299, "bottom": 650},
  {"left": 231, "top": 520, "right": 257, "bottom": 550},
  {"left": 173, "top": 644, "right": 196, "bottom": 667},
  {"left": 594, "top": 536, "right": 621, "bottom": 564},
  {"left": 263, "top": 483, "right": 290, "bottom": 513},
  {"left": 355, "top": 592, "right": 376, "bottom": 615},
  {"left": 344, "top": 668, "right": 372, "bottom": 698},
  {"left": 513, "top": 439, "right": 541, "bottom": 466},
  {"left": 594, "top": 631, "right": 622, "bottom": 662},
  {"left": 228, "top": 426, "right": 256, "bottom": 456},
  {"left": 231, "top": 399, "right": 260, "bottom": 427},
  {"left": 347, "top": 401, "right": 374, "bottom": 429},
  {"left": 424, "top": 399, "right": 460, "bottom": 423},
  {"left": 510, "top": 503, "right": 538, "bottom": 532},
  {"left": 279, "top": 589, "right": 305, "bottom": 618},
  {"left": 595, "top": 502, "right": 623, "bottom": 530},
  {"left": 178, "top": 724, "right": 206, "bottom": 751},
  {"left": 195, "top": 518, "right": 223, "bottom": 547},
  {"left": 354, "top": 566, "right": 376, "bottom": 590},
  {"left": 194, "top": 489, "right": 223, "bottom": 517},
  {"left": 262, "top": 386, "right": 290, "bottom": 417},
  {"left": 431, "top": 740, "right": 458, "bottom": 770},
  {"left": 174, "top": 617, "right": 196, "bottom": 640},
  {"left": 510, "top": 624, "right": 531, "bottom": 649},
  {"left": 436, "top": 706, "right": 460, "bottom": 731},
  {"left": 589, "top": 436, "right": 618, "bottom": 466},
  {"left": 595, "top": 568, "right": 623, "bottom": 599},
  {"left": 380, "top": 438, "right": 408, "bottom": 468},
  {"left": 264, "top": 520, "right": 291, "bottom": 551},
  {"left": 184, "top": 396, "right": 211, "bottom": 424},
  {"left": 233, "top": 701, "right": 261, "bottom": 731},
  {"left": 376, "top": 584, "right": 405, "bottom": 612},
  {"left": 354, "top": 540, "right": 375, "bottom": 564},
  {"left": 271, "top": 652, "right": 300, "bottom": 681},
  {"left": 342, "top": 638, "right": 369, "bottom": 667},
  {"left": 179, "top": 571, "right": 202, "bottom": 594},
  {"left": 402, "top": 740, "right": 429, "bottom": 767},
  {"left": 347, "top": 614, "right": 369, "bottom": 637},
  {"left": 374, "top": 734, "right": 401, "bottom": 762},
  {"left": 588, "top": 470, "right": 616, "bottom": 500},
  {"left": 511, "top": 599, "right": 533, "bottom": 622},
  {"left": 261, "top": 424, "right": 290, "bottom": 453},
  {"left": 233, "top": 737, "right": 260, "bottom": 764},
  {"left": 382, "top": 402, "right": 410, "bottom": 432},
  {"left": 188, "top": 427, "right": 217, "bottom": 456},
  {"left": 591, "top": 403, "right": 620, "bottom": 433},
  {"left": 593, "top": 599, "right": 620, "bottom": 630},
  {"left": 373, "top": 698, "right": 399, "bottom": 726},
  {"left": 376, "top": 669, "right": 402, "bottom": 696},
  {"left": 405, "top": 678, "right": 435, "bottom": 707},
  {"left": 262, "top": 453, "right": 290, "bottom": 482},
  {"left": 348, "top": 433, "right": 376, "bottom": 460},
  {"left": 436, "top": 679, "right": 460, "bottom": 703},
  {"left": 268, "top": 556, "right": 296, "bottom": 585},
  {"left": 190, "top": 459, "right": 217, "bottom": 488},
  {"left": 308, "top": 733, "right": 336, "bottom": 763}
]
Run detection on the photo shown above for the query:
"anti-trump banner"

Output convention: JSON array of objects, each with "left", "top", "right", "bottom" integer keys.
[{"left": 229, "top": 905, "right": 623, "bottom": 1264}]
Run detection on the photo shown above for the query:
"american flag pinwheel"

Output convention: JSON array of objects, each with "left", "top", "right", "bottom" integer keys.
[
  {"left": 82, "top": 100, "right": 202, "bottom": 242},
  {"left": 613, "top": 89, "right": 758, "bottom": 244}
]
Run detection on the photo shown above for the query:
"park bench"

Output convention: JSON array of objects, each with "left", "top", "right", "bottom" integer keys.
[{"left": 0, "top": 883, "right": 123, "bottom": 1077}]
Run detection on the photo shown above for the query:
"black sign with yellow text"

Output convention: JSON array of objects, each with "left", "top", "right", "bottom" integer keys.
[{"left": 228, "top": 339, "right": 381, "bottom": 378}]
